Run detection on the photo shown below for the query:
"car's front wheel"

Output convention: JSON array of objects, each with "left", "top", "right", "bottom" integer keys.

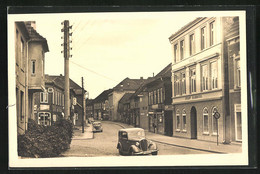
[{"left": 118, "top": 147, "right": 123, "bottom": 155}]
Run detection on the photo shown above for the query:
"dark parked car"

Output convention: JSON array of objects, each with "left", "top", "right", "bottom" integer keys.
[
  {"left": 116, "top": 128, "right": 158, "bottom": 155},
  {"left": 92, "top": 121, "right": 103, "bottom": 132}
]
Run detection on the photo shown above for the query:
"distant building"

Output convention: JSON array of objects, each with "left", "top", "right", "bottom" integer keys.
[
  {"left": 93, "top": 89, "right": 112, "bottom": 120},
  {"left": 86, "top": 99, "right": 94, "bottom": 119},
  {"left": 146, "top": 63, "right": 172, "bottom": 135},
  {"left": 15, "top": 21, "right": 49, "bottom": 134},
  {"left": 108, "top": 77, "right": 146, "bottom": 121},
  {"left": 118, "top": 93, "right": 133, "bottom": 125},
  {"left": 169, "top": 17, "right": 240, "bottom": 143},
  {"left": 34, "top": 75, "right": 86, "bottom": 126}
]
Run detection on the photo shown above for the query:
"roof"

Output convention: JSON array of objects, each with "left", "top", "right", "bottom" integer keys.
[
  {"left": 45, "top": 75, "right": 85, "bottom": 93},
  {"left": 118, "top": 93, "right": 134, "bottom": 104},
  {"left": 113, "top": 77, "right": 146, "bottom": 91},
  {"left": 119, "top": 128, "right": 144, "bottom": 132},
  {"left": 169, "top": 17, "right": 205, "bottom": 42},
  {"left": 24, "top": 21, "right": 49, "bottom": 52},
  {"left": 93, "top": 89, "right": 113, "bottom": 103},
  {"left": 130, "top": 77, "right": 154, "bottom": 99}
]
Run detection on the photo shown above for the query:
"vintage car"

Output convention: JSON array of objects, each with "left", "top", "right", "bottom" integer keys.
[
  {"left": 116, "top": 128, "right": 158, "bottom": 155},
  {"left": 92, "top": 121, "right": 103, "bottom": 132}
]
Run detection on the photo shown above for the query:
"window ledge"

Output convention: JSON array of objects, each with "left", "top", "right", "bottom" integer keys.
[
  {"left": 203, "top": 132, "right": 210, "bottom": 135},
  {"left": 175, "top": 129, "right": 181, "bottom": 132},
  {"left": 181, "top": 130, "right": 187, "bottom": 133},
  {"left": 212, "top": 133, "right": 218, "bottom": 136}
]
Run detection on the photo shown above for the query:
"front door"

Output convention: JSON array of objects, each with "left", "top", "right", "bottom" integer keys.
[
  {"left": 164, "top": 111, "right": 173, "bottom": 136},
  {"left": 190, "top": 106, "right": 197, "bottom": 139}
]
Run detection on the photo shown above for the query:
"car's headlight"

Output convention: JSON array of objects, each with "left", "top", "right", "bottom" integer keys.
[{"left": 136, "top": 142, "right": 140, "bottom": 146}]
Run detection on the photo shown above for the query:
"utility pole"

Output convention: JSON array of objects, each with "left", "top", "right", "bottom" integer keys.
[
  {"left": 61, "top": 20, "right": 72, "bottom": 119},
  {"left": 82, "top": 77, "right": 84, "bottom": 133}
]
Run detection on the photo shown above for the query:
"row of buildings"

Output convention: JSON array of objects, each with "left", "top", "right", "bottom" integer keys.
[
  {"left": 15, "top": 21, "right": 85, "bottom": 135},
  {"left": 87, "top": 17, "right": 241, "bottom": 143}
]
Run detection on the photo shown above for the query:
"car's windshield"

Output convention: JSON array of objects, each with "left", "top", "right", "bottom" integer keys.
[
  {"left": 127, "top": 130, "right": 145, "bottom": 139},
  {"left": 93, "top": 123, "right": 101, "bottom": 126}
]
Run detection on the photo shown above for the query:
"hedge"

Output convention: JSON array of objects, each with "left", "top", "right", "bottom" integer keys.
[{"left": 18, "top": 118, "right": 73, "bottom": 158}]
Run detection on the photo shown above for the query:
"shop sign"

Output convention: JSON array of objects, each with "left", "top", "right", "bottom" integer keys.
[
  {"left": 165, "top": 105, "right": 174, "bottom": 110},
  {"left": 40, "top": 105, "right": 49, "bottom": 110},
  {"left": 185, "top": 94, "right": 202, "bottom": 100}
]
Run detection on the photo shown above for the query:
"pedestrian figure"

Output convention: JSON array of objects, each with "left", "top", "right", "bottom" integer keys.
[{"left": 153, "top": 123, "right": 156, "bottom": 133}]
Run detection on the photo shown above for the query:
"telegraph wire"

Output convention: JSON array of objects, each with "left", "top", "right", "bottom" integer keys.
[{"left": 70, "top": 60, "right": 118, "bottom": 82}]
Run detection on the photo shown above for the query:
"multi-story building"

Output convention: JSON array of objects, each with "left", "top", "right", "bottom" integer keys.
[
  {"left": 226, "top": 17, "right": 241, "bottom": 142},
  {"left": 146, "top": 63, "right": 173, "bottom": 135},
  {"left": 108, "top": 77, "right": 146, "bottom": 121},
  {"left": 86, "top": 99, "right": 94, "bottom": 119},
  {"left": 93, "top": 89, "right": 112, "bottom": 120},
  {"left": 169, "top": 17, "right": 240, "bottom": 143},
  {"left": 118, "top": 93, "right": 133, "bottom": 124},
  {"left": 34, "top": 75, "right": 86, "bottom": 126},
  {"left": 15, "top": 21, "right": 49, "bottom": 134}
]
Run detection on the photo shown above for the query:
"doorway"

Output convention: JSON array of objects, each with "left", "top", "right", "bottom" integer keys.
[
  {"left": 164, "top": 111, "right": 173, "bottom": 136},
  {"left": 190, "top": 106, "right": 197, "bottom": 139}
]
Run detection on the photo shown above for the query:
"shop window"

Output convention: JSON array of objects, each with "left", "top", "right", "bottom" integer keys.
[
  {"left": 211, "top": 61, "right": 218, "bottom": 89},
  {"left": 182, "top": 109, "right": 187, "bottom": 131},
  {"left": 38, "top": 112, "right": 51, "bottom": 126},
  {"left": 203, "top": 107, "right": 209, "bottom": 134},
  {"left": 176, "top": 110, "right": 180, "bottom": 131},
  {"left": 40, "top": 92, "right": 48, "bottom": 103},
  {"left": 202, "top": 64, "right": 208, "bottom": 91},
  {"left": 212, "top": 107, "right": 218, "bottom": 135}
]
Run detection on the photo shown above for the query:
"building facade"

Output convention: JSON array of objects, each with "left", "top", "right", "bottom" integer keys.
[
  {"left": 93, "top": 89, "right": 112, "bottom": 120},
  {"left": 146, "top": 63, "right": 173, "bottom": 136},
  {"left": 108, "top": 77, "right": 145, "bottom": 121},
  {"left": 15, "top": 21, "right": 49, "bottom": 134},
  {"left": 169, "top": 17, "right": 240, "bottom": 143}
]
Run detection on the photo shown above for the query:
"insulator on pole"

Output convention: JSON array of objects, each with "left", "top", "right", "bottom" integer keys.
[
  {"left": 61, "top": 51, "right": 63, "bottom": 53},
  {"left": 61, "top": 29, "right": 64, "bottom": 32},
  {"left": 69, "top": 32, "right": 73, "bottom": 36},
  {"left": 61, "top": 36, "right": 63, "bottom": 39},
  {"left": 70, "top": 55, "right": 73, "bottom": 58},
  {"left": 70, "top": 48, "right": 72, "bottom": 50},
  {"left": 61, "top": 44, "right": 64, "bottom": 46}
]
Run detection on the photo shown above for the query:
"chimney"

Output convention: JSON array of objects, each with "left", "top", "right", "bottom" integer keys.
[
  {"left": 140, "top": 77, "right": 143, "bottom": 80},
  {"left": 60, "top": 74, "right": 63, "bottom": 76},
  {"left": 153, "top": 73, "right": 154, "bottom": 77}
]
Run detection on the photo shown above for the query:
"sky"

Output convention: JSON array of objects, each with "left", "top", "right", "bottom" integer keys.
[{"left": 9, "top": 12, "right": 227, "bottom": 99}]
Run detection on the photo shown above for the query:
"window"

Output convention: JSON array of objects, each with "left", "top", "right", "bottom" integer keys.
[
  {"left": 40, "top": 92, "right": 48, "bottom": 103},
  {"left": 20, "top": 91, "right": 24, "bottom": 121},
  {"left": 31, "top": 60, "right": 36, "bottom": 75},
  {"left": 55, "top": 91, "right": 58, "bottom": 105},
  {"left": 20, "top": 38, "right": 25, "bottom": 69},
  {"left": 174, "top": 74, "right": 180, "bottom": 96},
  {"left": 157, "top": 89, "right": 160, "bottom": 103},
  {"left": 42, "top": 60, "right": 44, "bottom": 77},
  {"left": 176, "top": 110, "right": 180, "bottom": 131},
  {"left": 52, "top": 90, "right": 55, "bottom": 104},
  {"left": 160, "top": 88, "right": 163, "bottom": 103},
  {"left": 210, "top": 21, "right": 215, "bottom": 46},
  {"left": 190, "top": 34, "right": 195, "bottom": 55},
  {"left": 212, "top": 107, "right": 218, "bottom": 134},
  {"left": 190, "top": 69, "right": 196, "bottom": 93},
  {"left": 203, "top": 108, "right": 209, "bottom": 134},
  {"left": 235, "top": 59, "right": 241, "bottom": 88},
  {"left": 201, "top": 27, "right": 206, "bottom": 50},
  {"left": 181, "top": 73, "right": 186, "bottom": 94},
  {"left": 154, "top": 90, "right": 157, "bottom": 104},
  {"left": 235, "top": 104, "right": 242, "bottom": 141},
  {"left": 202, "top": 65, "right": 208, "bottom": 91},
  {"left": 182, "top": 109, "right": 187, "bottom": 131},
  {"left": 211, "top": 61, "right": 218, "bottom": 89},
  {"left": 174, "top": 44, "right": 178, "bottom": 63},
  {"left": 180, "top": 40, "right": 184, "bottom": 60},
  {"left": 152, "top": 91, "right": 154, "bottom": 105},
  {"left": 38, "top": 112, "right": 51, "bottom": 126},
  {"left": 148, "top": 92, "right": 151, "bottom": 105}
]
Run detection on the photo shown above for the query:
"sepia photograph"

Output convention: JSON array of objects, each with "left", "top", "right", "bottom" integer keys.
[{"left": 8, "top": 10, "right": 248, "bottom": 167}]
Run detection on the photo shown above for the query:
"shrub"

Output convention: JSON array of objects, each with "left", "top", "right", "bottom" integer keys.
[{"left": 18, "top": 118, "right": 73, "bottom": 158}]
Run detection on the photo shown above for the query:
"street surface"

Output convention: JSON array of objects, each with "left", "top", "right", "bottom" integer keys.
[{"left": 61, "top": 121, "right": 209, "bottom": 157}]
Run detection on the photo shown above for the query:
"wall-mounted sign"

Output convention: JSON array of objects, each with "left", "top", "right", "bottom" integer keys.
[{"left": 40, "top": 105, "right": 50, "bottom": 110}]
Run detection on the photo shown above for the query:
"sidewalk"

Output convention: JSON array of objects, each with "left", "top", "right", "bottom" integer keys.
[
  {"left": 107, "top": 121, "right": 242, "bottom": 154},
  {"left": 72, "top": 123, "right": 93, "bottom": 140}
]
